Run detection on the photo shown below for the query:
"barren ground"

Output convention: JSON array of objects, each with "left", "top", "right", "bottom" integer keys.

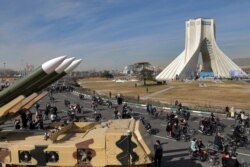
[{"left": 78, "top": 78, "right": 250, "bottom": 110}]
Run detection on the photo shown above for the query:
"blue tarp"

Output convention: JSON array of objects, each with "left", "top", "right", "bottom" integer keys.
[{"left": 199, "top": 71, "right": 214, "bottom": 79}]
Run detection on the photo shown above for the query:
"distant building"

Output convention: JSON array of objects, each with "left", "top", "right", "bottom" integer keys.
[{"left": 122, "top": 65, "right": 135, "bottom": 75}]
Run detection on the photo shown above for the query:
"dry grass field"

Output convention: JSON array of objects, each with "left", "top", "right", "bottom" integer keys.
[
  {"left": 78, "top": 78, "right": 168, "bottom": 97},
  {"left": 154, "top": 81, "right": 250, "bottom": 109},
  {"left": 78, "top": 78, "right": 250, "bottom": 110}
]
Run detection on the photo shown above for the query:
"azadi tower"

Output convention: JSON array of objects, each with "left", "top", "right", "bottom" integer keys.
[{"left": 156, "top": 18, "right": 247, "bottom": 81}]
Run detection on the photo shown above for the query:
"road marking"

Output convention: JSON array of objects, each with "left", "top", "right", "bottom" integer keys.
[
  {"left": 237, "top": 152, "right": 250, "bottom": 157},
  {"left": 153, "top": 135, "right": 176, "bottom": 141},
  {"left": 62, "top": 107, "right": 95, "bottom": 113},
  {"left": 132, "top": 112, "right": 148, "bottom": 115}
]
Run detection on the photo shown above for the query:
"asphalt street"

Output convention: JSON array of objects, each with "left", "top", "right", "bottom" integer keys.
[{"left": 1, "top": 92, "right": 250, "bottom": 167}]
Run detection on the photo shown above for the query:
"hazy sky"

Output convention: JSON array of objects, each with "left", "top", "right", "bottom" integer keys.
[{"left": 0, "top": 0, "right": 250, "bottom": 71}]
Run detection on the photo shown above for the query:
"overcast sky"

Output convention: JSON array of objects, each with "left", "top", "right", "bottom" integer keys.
[{"left": 0, "top": 0, "right": 250, "bottom": 71}]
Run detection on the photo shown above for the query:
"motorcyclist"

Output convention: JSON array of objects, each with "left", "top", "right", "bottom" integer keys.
[
  {"left": 222, "top": 150, "right": 240, "bottom": 167},
  {"left": 79, "top": 94, "right": 84, "bottom": 100},
  {"left": 97, "top": 97, "right": 103, "bottom": 105},
  {"left": 145, "top": 122, "right": 152, "bottom": 133},
  {"left": 197, "top": 138, "right": 205, "bottom": 151},
  {"left": 172, "top": 123, "right": 180, "bottom": 140},
  {"left": 204, "top": 119, "right": 213, "bottom": 135},
  {"left": 180, "top": 119, "right": 188, "bottom": 134},
  {"left": 210, "top": 112, "right": 216, "bottom": 122},
  {"left": 199, "top": 117, "right": 212, "bottom": 134},
  {"left": 64, "top": 99, "right": 70, "bottom": 107},
  {"left": 214, "top": 132, "right": 224, "bottom": 151},
  {"left": 199, "top": 117, "right": 206, "bottom": 132},
  {"left": 233, "top": 125, "right": 246, "bottom": 142},
  {"left": 190, "top": 138, "right": 199, "bottom": 156},
  {"left": 236, "top": 113, "right": 243, "bottom": 124},
  {"left": 244, "top": 116, "right": 250, "bottom": 128},
  {"left": 123, "top": 103, "right": 128, "bottom": 112},
  {"left": 91, "top": 100, "right": 97, "bottom": 111},
  {"left": 182, "top": 110, "right": 190, "bottom": 120},
  {"left": 170, "top": 111, "right": 175, "bottom": 120},
  {"left": 173, "top": 115, "right": 179, "bottom": 126}
]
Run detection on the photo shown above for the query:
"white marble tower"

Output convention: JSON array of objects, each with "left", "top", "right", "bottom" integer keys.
[{"left": 156, "top": 18, "right": 247, "bottom": 80}]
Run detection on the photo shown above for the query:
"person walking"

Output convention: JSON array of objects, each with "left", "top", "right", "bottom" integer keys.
[
  {"left": 154, "top": 140, "right": 163, "bottom": 167},
  {"left": 114, "top": 107, "right": 118, "bottom": 119},
  {"left": 35, "top": 102, "right": 40, "bottom": 111}
]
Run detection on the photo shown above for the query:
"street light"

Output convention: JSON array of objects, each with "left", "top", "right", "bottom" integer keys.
[{"left": 3, "top": 62, "right": 6, "bottom": 77}]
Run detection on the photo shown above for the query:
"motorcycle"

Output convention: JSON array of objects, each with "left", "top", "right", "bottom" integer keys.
[
  {"left": 226, "top": 133, "right": 250, "bottom": 150},
  {"left": 188, "top": 147, "right": 208, "bottom": 161},
  {"left": 139, "top": 117, "right": 152, "bottom": 134}
]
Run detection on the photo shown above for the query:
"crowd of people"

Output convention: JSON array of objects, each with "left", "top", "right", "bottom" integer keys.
[
  {"left": 14, "top": 102, "right": 60, "bottom": 130},
  {"left": 11, "top": 91, "right": 250, "bottom": 167},
  {"left": 15, "top": 108, "right": 44, "bottom": 130},
  {"left": 198, "top": 113, "right": 224, "bottom": 135},
  {"left": 165, "top": 113, "right": 189, "bottom": 140}
]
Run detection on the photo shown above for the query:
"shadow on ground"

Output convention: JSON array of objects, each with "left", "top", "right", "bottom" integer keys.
[
  {"left": 163, "top": 157, "right": 203, "bottom": 167},
  {"left": 159, "top": 148, "right": 203, "bottom": 167}
]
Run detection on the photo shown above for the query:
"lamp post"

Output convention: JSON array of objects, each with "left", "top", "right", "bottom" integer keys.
[{"left": 3, "top": 62, "right": 6, "bottom": 77}]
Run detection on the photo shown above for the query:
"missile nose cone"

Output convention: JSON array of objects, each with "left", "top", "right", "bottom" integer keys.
[
  {"left": 64, "top": 59, "right": 82, "bottom": 73},
  {"left": 42, "top": 55, "right": 67, "bottom": 74},
  {"left": 55, "top": 57, "right": 76, "bottom": 74}
]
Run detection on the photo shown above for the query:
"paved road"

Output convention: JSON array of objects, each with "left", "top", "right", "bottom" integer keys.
[{"left": 1, "top": 92, "right": 250, "bottom": 167}]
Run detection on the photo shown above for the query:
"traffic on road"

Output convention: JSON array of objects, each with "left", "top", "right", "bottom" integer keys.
[{"left": 1, "top": 90, "right": 250, "bottom": 167}]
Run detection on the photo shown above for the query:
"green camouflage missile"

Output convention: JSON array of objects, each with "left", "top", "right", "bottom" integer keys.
[
  {"left": 33, "top": 59, "right": 82, "bottom": 92},
  {"left": 22, "top": 57, "right": 75, "bottom": 97},
  {"left": 0, "top": 56, "right": 66, "bottom": 106}
]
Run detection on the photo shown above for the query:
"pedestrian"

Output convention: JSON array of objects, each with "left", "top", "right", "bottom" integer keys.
[
  {"left": 166, "top": 122, "right": 172, "bottom": 136},
  {"left": 20, "top": 110, "right": 28, "bottom": 128},
  {"left": 175, "top": 100, "right": 179, "bottom": 106},
  {"left": 14, "top": 119, "right": 21, "bottom": 129},
  {"left": 44, "top": 103, "right": 51, "bottom": 120},
  {"left": 154, "top": 140, "right": 163, "bottom": 167},
  {"left": 35, "top": 102, "right": 40, "bottom": 111},
  {"left": 109, "top": 91, "right": 112, "bottom": 98},
  {"left": 225, "top": 106, "right": 230, "bottom": 117},
  {"left": 114, "top": 107, "right": 118, "bottom": 119},
  {"left": 117, "top": 94, "right": 123, "bottom": 105},
  {"left": 53, "top": 106, "right": 58, "bottom": 116}
]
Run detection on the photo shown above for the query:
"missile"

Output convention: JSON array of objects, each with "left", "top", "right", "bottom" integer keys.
[
  {"left": 0, "top": 95, "right": 25, "bottom": 118},
  {"left": 22, "top": 57, "right": 75, "bottom": 97},
  {"left": 0, "top": 93, "right": 37, "bottom": 125},
  {"left": 0, "top": 92, "right": 47, "bottom": 125},
  {"left": 23, "top": 91, "right": 48, "bottom": 109},
  {"left": 33, "top": 59, "right": 82, "bottom": 92},
  {"left": 9, "top": 93, "right": 38, "bottom": 115},
  {"left": 0, "top": 56, "right": 66, "bottom": 107}
]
